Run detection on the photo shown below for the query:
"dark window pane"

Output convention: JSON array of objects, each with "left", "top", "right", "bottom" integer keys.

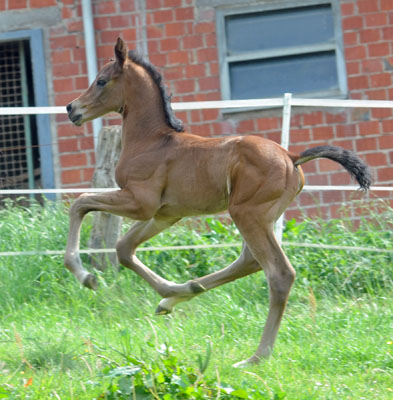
[
  {"left": 229, "top": 51, "right": 338, "bottom": 99},
  {"left": 226, "top": 5, "right": 334, "bottom": 54}
]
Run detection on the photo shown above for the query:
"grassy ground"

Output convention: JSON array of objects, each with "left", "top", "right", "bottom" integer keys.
[{"left": 0, "top": 199, "right": 392, "bottom": 399}]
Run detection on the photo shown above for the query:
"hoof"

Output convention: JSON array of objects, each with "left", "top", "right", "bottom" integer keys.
[
  {"left": 155, "top": 305, "right": 171, "bottom": 315},
  {"left": 82, "top": 273, "right": 98, "bottom": 290},
  {"left": 233, "top": 355, "right": 261, "bottom": 368},
  {"left": 188, "top": 280, "right": 206, "bottom": 294}
]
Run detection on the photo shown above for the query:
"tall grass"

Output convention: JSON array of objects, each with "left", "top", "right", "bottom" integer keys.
[{"left": 0, "top": 199, "right": 392, "bottom": 399}]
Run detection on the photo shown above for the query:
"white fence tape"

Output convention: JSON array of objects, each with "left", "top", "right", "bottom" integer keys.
[
  {"left": 0, "top": 185, "right": 391, "bottom": 195},
  {"left": 0, "top": 241, "right": 391, "bottom": 258}
]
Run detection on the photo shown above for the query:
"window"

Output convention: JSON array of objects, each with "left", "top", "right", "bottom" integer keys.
[
  {"left": 0, "top": 40, "right": 40, "bottom": 191},
  {"left": 217, "top": 1, "right": 347, "bottom": 101},
  {"left": 0, "top": 29, "right": 54, "bottom": 195}
]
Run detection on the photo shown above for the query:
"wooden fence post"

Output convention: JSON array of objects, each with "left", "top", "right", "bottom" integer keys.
[{"left": 88, "top": 126, "right": 122, "bottom": 270}]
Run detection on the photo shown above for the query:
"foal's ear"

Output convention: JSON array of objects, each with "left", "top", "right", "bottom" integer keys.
[{"left": 114, "top": 37, "right": 127, "bottom": 69}]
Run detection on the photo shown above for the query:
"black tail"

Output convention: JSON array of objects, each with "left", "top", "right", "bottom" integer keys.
[{"left": 294, "top": 145, "right": 371, "bottom": 191}]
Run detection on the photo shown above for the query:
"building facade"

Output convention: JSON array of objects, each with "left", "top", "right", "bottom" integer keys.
[{"left": 0, "top": 0, "right": 392, "bottom": 218}]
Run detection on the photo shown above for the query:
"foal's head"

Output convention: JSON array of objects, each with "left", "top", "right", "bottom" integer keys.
[
  {"left": 67, "top": 38, "right": 183, "bottom": 132},
  {"left": 67, "top": 38, "right": 128, "bottom": 126}
]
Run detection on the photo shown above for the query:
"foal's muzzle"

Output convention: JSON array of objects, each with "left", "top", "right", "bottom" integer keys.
[{"left": 66, "top": 102, "right": 83, "bottom": 126}]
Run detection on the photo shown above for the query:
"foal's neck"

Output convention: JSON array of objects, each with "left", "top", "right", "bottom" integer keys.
[{"left": 121, "top": 70, "right": 173, "bottom": 148}]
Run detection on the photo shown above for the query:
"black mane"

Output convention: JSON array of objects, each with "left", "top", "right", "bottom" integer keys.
[{"left": 128, "top": 51, "right": 184, "bottom": 132}]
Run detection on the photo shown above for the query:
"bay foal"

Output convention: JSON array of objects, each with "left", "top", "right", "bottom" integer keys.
[{"left": 65, "top": 38, "right": 371, "bottom": 366}]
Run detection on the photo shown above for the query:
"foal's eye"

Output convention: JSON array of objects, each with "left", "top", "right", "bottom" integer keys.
[{"left": 97, "top": 79, "right": 107, "bottom": 87}]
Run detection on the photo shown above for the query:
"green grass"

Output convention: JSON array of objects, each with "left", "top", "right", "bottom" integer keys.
[{"left": 0, "top": 199, "right": 392, "bottom": 399}]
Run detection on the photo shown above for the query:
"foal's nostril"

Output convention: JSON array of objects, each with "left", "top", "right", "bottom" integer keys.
[{"left": 66, "top": 103, "right": 72, "bottom": 113}]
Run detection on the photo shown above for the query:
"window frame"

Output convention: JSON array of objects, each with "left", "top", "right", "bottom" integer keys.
[
  {"left": 0, "top": 29, "right": 55, "bottom": 192},
  {"left": 216, "top": 0, "right": 347, "bottom": 103}
]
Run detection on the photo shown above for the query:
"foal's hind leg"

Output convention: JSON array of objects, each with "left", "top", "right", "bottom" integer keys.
[
  {"left": 230, "top": 211, "right": 296, "bottom": 366},
  {"left": 156, "top": 242, "right": 261, "bottom": 314}
]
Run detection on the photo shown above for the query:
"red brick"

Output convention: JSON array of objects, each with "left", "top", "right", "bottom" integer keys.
[
  {"left": 185, "top": 64, "right": 206, "bottom": 78},
  {"left": 368, "top": 42, "right": 390, "bottom": 57},
  {"left": 381, "top": 0, "right": 393, "bottom": 11},
  {"left": 55, "top": 92, "right": 80, "bottom": 106},
  {"left": 358, "top": 120, "right": 380, "bottom": 135},
  {"left": 51, "top": 49, "right": 72, "bottom": 65},
  {"left": 109, "top": 15, "right": 132, "bottom": 28},
  {"left": 174, "top": 79, "right": 195, "bottom": 94},
  {"left": 336, "top": 124, "right": 356, "bottom": 138},
  {"left": 196, "top": 22, "right": 216, "bottom": 34},
  {"left": 163, "top": 0, "right": 181, "bottom": 6},
  {"left": 53, "top": 63, "right": 80, "bottom": 78},
  {"left": 382, "top": 27, "right": 393, "bottom": 40},
  {"left": 377, "top": 167, "right": 393, "bottom": 182},
  {"left": 8, "top": 0, "right": 26, "bottom": 9},
  {"left": 175, "top": 7, "right": 194, "bottom": 21},
  {"left": 330, "top": 171, "right": 352, "bottom": 186},
  {"left": 211, "top": 121, "right": 235, "bottom": 136},
  {"left": 75, "top": 77, "right": 89, "bottom": 90},
  {"left": 303, "top": 111, "right": 324, "bottom": 126},
  {"left": 82, "top": 168, "right": 95, "bottom": 182},
  {"left": 237, "top": 119, "right": 256, "bottom": 134},
  {"left": 182, "top": 35, "right": 203, "bottom": 49},
  {"left": 165, "top": 22, "right": 186, "bottom": 37},
  {"left": 100, "top": 30, "right": 126, "bottom": 44},
  {"left": 366, "top": 88, "right": 387, "bottom": 100},
  {"left": 147, "top": 25, "right": 164, "bottom": 39},
  {"left": 256, "top": 117, "right": 279, "bottom": 131},
  {"left": 80, "top": 136, "right": 94, "bottom": 150},
  {"left": 346, "top": 61, "right": 360, "bottom": 75},
  {"left": 365, "top": 13, "right": 388, "bottom": 27},
  {"left": 344, "top": 31, "right": 358, "bottom": 46},
  {"left": 364, "top": 152, "right": 387, "bottom": 166},
  {"left": 319, "top": 159, "right": 342, "bottom": 172},
  {"left": 67, "top": 20, "right": 83, "bottom": 33},
  {"left": 62, "top": 169, "right": 82, "bottom": 185},
  {"left": 60, "top": 153, "right": 87, "bottom": 168},
  {"left": 153, "top": 9, "right": 173, "bottom": 24},
  {"left": 341, "top": 3, "right": 354, "bottom": 16},
  {"left": 361, "top": 59, "right": 383, "bottom": 74},
  {"left": 359, "top": 28, "right": 380, "bottom": 43},
  {"left": 51, "top": 35, "right": 78, "bottom": 50},
  {"left": 371, "top": 108, "right": 392, "bottom": 119},
  {"left": 120, "top": 0, "right": 134, "bottom": 12},
  {"left": 199, "top": 76, "right": 220, "bottom": 91},
  {"left": 146, "top": 0, "right": 162, "bottom": 8},
  {"left": 326, "top": 112, "right": 347, "bottom": 124},
  {"left": 290, "top": 128, "right": 311, "bottom": 143},
  {"left": 348, "top": 75, "right": 369, "bottom": 90},
  {"left": 358, "top": 0, "right": 380, "bottom": 13},
  {"left": 381, "top": 119, "right": 393, "bottom": 134},
  {"left": 201, "top": 109, "right": 219, "bottom": 121},
  {"left": 342, "top": 16, "right": 363, "bottom": 30},
  {"left": 379, "top": 135, "right": 393, "bottom": 152},
  {"left": 58, "top": 139, "right": 78, "bottom": 152},
  {"left": 30, "top": 0, "right": 56, "bottom": 7},
  {"left": 168, "top": 51, "right": 189, "bottom": 65},
  {"left": 161, "top": 38, "right": 179, "bottom": 52},
  {"left": 370, "top": 73, "right": 392, "bottom": 88},
  {"left": 197, "top": 48, "right": 218, "bottom": 63},
  {"left": 53, "top": 78, "right": 74, "bottom": 92},
  {"left": 312, "top": 126, "right": 334, "bottom": 141},
  {"left": 95, "top": 1, "right": 116, "bottom": 14},
  {"left": 345, "top": 45, "right": 367, "bottom": 60},
  {"left": 149, "top": 53, "right": 167, "bottom": 67},
  {"left": 356, "top": 137, "right": 377, "bottom": 152},
  {"left": 205, "top": 33, "right": 217, "bottom": 47}
]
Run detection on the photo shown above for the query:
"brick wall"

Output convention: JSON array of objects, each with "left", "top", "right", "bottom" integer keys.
[{"left": 3, "top": 0, "right": 393, "bottom": 217}]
